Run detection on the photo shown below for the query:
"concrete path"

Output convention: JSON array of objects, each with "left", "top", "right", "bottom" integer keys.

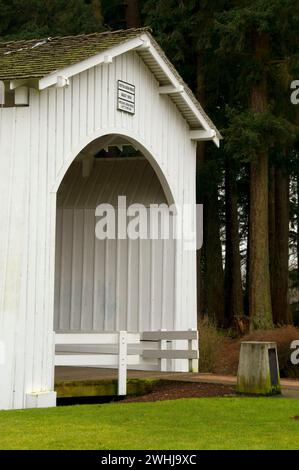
[{"left": 55, "top": 367, "right": 299, "bottom": 397}]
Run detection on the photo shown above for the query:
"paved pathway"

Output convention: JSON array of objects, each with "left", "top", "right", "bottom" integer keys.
[{"left": 55, "top": 367, "right": 299, "bottom": 394}]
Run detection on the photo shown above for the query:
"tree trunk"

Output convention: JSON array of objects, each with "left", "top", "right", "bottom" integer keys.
[
  {"left": 271, "top": 164, "right": 291, "bottom": 324},
  {"left": 91, "top": 0, "right": 103, "bottom": 25},
  {"left": 249, "top": 31, "right": 273, "bottom": 329},
  {"left": 297, "top": 175, "right": 299, "bottom": 282},
  {"left": 197, "top": 141, "right": 225, "bottom": 326},
  {"left": 244, "top": 166, "right": 250, "bottom": 316},
  {"left": 196, "top": 54, "right": 224, "bottom": 326},
  {"left": 296, "top": 107, "right": 299, "bottom": 286},
  {"left": 224, "top": 157, "right": 243, "bottom": 325},
  {"left": 268, "top": 166, "right": 276, "bottom": 302},
  {"left": 124, "top": 0, "right": 140, "bottom": 28},
  {"left": 202, "top": 183, "right": 225, "bottom": 326},
  {"left": 196, "top": 141, "right": 205, "bottom": 320},
  {"left": 249, "top": 150, "right": 273, "bottom": 329}
]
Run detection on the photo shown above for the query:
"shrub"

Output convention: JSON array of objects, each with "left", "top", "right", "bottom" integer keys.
[{"left": 198, "top": 318, "right": 225, "bottom": 373}]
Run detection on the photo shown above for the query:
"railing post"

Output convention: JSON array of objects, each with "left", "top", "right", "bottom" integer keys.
[
  {"left": 159, "top": 328, "right": 167, "bottom": 372},
  {"left": 118, "top": 331, "right": 127, "bottom": 395},
  {"left": 188, "top": 328, "right": 199, "bottom": 372}
]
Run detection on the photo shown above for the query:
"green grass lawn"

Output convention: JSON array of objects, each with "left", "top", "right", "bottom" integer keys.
[{"left": 1, "top": 397, "right": 299, "bottom": 450}]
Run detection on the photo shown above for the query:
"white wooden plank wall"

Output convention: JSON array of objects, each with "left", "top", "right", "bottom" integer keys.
[
  {"left": 54, "top": 159, "right": 176, "bottom": 334},
  {"left": 0, "top": 50, "right": 197, "bottom": 409}
]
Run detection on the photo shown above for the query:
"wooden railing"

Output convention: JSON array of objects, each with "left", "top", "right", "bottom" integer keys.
[
  {"left": 141, "top": 329, "right": 199, "bottom": 372},
  {"left": 55, "top": 331, "right": 140, "bottom": 395},
  {"left": 55, "top": 329, "right": 199, "bottom": 395}
]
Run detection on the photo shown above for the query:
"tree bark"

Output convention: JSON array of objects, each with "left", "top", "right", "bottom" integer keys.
[
  {"left": 196, "top": 54, "right": 224, "bottom": 326},
  {"left": 249, "top": 151, "right": 273, "bottom": 328},
  {"left": 196, "top": 141, "right": 205, "bottom": 319},
  {"left": 268, "top": 166, "right": 276, "bottom": 302},
  {"left": 91, "top": 0, "right": 103, "bottom": 25},
  {"left": 297, "top": 175, "right": 299, "bottom": 282},
  {"left": 269, "top": 164, "right": 291, "bottom": 324},
  {"left": 271, "top": 164, "right": 291, "bottom": 324},
  {"left": 249, "top": 31, "right": 273, "bottom": 329},
  {"left": 124, "top": 0, "right": 140, "bottom": 28},
  {"left": 244, "top": 167, "right": 250, "bottom": 316},
  {"left": 202, "top": 182, "right": 225, "bottom": 326},
  {"left": 224, "top": 157, "right": 243, "bottom": 325}
]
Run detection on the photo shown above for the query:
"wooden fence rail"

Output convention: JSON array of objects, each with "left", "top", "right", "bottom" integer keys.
[
  {"left": 55, "top": 330, "right": 199, "bottom": 395},
  {"left": 55, "top": 331, "right": 140, "bottom": 395}
]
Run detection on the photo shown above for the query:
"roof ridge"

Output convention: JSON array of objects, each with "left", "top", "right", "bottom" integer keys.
[{"left": 0, "top": 27, "right": 152, "bottom": 47}]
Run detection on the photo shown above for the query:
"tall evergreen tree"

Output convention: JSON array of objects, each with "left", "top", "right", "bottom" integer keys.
[
  {"left": 143, "top": 0, "right": 227, "bottom": 326},
  {"left": 217, "top": 0, "right": 299, "bottom": 329}
]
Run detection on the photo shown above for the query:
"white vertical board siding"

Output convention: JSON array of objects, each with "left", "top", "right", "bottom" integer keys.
[
  {"left": 54, "top": 159, "right": 175, "bottom": 334},
  {"left": 0, "top": 49, "right": 197, "bottom": 409}
]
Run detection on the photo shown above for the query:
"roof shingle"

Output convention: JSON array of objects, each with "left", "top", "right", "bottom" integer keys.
[
  {"left": 0, "top": 27, "right": 221, "bottom": 139},
  {"left": 0, "top": 27, "right": 150, "bottom": 80}
]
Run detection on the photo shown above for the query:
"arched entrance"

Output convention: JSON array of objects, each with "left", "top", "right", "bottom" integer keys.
[{"left": 53, "top": 133, "right": 176, "bottom": 337}]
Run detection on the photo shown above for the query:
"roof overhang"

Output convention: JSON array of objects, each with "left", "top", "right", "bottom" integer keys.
[{"left": 9, "top": 32, "right": 220, "bottom": 147}]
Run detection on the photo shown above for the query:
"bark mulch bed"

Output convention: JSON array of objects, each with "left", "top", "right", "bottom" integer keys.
[{"left": 122, "top": 380, "right": 236, "bottom": 403}]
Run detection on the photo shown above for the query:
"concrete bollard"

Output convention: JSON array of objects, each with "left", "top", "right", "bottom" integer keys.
[{"left": 236, "top": 341, "right": 281, "bottom": 395}]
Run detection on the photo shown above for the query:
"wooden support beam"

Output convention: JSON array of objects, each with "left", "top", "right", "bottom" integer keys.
[
  {"left": 139, "top": 38, "right": 151, "bottom": 50},
  {"left": 39, "top": 37, "right": 144, "bottom": 90},
  {"left": 56, "top": 76, "right": 69, "bottom": 88},
  {"left": 15, "top": 86, "right": 29, "bottom": 106},
  {"left": 10, "top": 79, "right": 39, "bottom": 90},
  {"left": 0, "top": 80, "right": 4, "bottom": 105},
  {"left": 159, "top": 85, "right": 184, "bottom": 95},
  {"left": 190, "top": 129, "right": 216, "bottom": 141},
  {"left": 104, "top": 55, "right": 113, "bottom": 64}
]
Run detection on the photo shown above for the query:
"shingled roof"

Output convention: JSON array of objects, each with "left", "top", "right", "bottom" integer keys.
[
  {"left": 0, "top": 28, "right": 150, "bottom": 80},
  {"left": 0, "top": 27, "right": 221, "bottom": 142}
]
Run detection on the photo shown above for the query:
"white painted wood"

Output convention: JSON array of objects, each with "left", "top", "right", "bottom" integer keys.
[
  {"left": 55, "top": 330, "right": 139, "bottom": 395},
  {"left": 138, "top": 34, "right": 218, "bottom": 145},
  {"left": 159, "top": 85, "right": 184, "bottom": 94},
  {"left": 38, "top": 37, "right": 144, "bottom": 90},
  {"left": 55, "top": 332, "right": 140, "bottom": 344},
  {"left": 26, "top": 391, "right": 57, "bottom": 409},
  {"left": 139, "top": 38, "right": 151, "bottom": 50},
  {"left": 14, "top": 87, "right": 29, "bottom": 105},
  {"left": 55, "top": 354, "right": 139, "bottom": 367},
  {"left": 0, "top": 42, "right": 202, "bottom": 409},
  {"left": 10, "top": 79, "right": 39, "bottom": 90},
  {"left": 143, "top": 350, "right": 198, "bottom": 360},
  {"left": 0, "top": 81, "right": 4, "bottom": 105},
  {"left": 118, "top": 331, "right": 127, "bottom": 395},
  {"left": 190, "top": 129, "right": 216, "bottom": 140},
  {"left": 159, "top": 329, "right": 167, "bottom": 372},
  {"left": 189, "top": 329, "right": 199, "bottom": 372},
  {"left": 142, "top": 330, "right": 198, "bottom": 340},
  {"left": 54, "top": 159, "right": 174, "bottom": 333},
  {"left": 37, "top": 32, "right": 219, "bottom": 147},
  {"left": 56, "top": 76, "right": 70, "bottom": 88}
]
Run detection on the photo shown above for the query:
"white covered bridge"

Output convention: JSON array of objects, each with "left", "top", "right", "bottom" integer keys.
[{"left": 0, "top": 27, "right": 220, "bottom": 409}]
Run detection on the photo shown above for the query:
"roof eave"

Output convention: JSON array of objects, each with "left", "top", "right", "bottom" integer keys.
[{"left": 35, "top": 32, "right": 220, "bottom": 146}]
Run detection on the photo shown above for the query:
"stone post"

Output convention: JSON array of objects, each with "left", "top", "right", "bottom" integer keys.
[{"left": 236, "top": 341, "right": 281, "bottom": 395}]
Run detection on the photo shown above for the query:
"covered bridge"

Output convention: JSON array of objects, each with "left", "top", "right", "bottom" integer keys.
[{"left": 0, "top": 28, "right": 220, "bottom": 410}]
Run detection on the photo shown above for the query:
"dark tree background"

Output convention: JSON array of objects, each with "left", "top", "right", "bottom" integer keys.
[{"left": 1, "top": 0, "right": 299, "bottom": 330}]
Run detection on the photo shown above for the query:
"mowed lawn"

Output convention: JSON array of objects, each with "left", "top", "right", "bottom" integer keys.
[{"left": 1, "top": 397, "right": 299, "bottom": 450}]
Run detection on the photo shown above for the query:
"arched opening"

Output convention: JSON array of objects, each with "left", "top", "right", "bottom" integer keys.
[{"left": 53, "top": 134, "right": 176, "bottom": 336}]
